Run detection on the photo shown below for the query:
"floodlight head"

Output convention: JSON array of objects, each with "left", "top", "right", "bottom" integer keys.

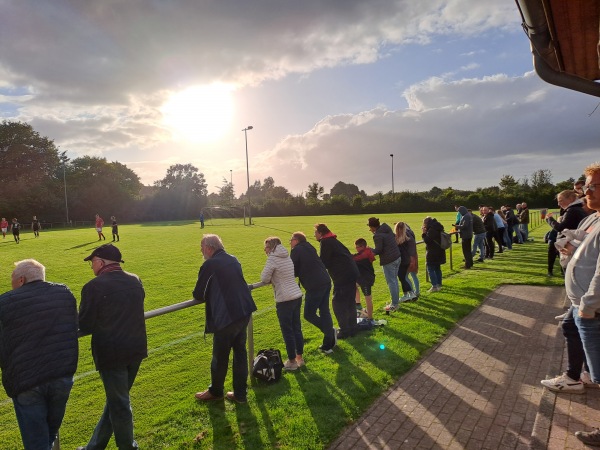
[{"left": 247, "top": 126, "right": 253, "bottom": 130}]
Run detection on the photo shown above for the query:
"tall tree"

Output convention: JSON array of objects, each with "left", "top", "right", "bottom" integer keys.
[
  {"left": 306, "top": 182, "right": 324, "bottom": 201},
  {"left": 152, "top": 163, "right": 208, "bottom": 219},
  {"left": 330, "top": 181, "right": 360, "bottom": 199}
]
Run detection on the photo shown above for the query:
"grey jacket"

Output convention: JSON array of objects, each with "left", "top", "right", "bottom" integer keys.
[
  {"left": 455, "top": 206, "right": 473, "bottom": 239},
  {"left": 372, "top": 223, "right": 401, "bottom": 266},
  {"left": 565, "top": 213, "right": 600, "bottom": 315}
]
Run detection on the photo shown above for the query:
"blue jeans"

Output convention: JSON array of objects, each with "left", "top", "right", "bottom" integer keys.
[
  {"left": 304, "top": 286, "right": 335, "bottom": 349},
  {"left": 209, "top": 315, "right": 250, "bottom": 400},
  {"left": 426, "top": 263, "right": 442, "bottom": 287},
  {"left": 382, "top": 257, "right": 401, "bottom": 305},
  {"left": 574, "top": 307, "right": 600, "bottom": 383},
  {"left": 563, "top": 306, "right": 589, "bottom": 380},
  {"left": 12, "top": 376, "right": 73, "bottom": 450},
  {"left": 276, "top": 298, "right": 304, "bottom": 361},
  {"left": 408, "top": 272, "right": 420, "bottom": 294},
  {"left": 471, "top": 233, "right": 486, "bottom": 260},
  {"left": 519, "top": 223, "right": 529, "bottom": 241},
  {"left": 85, "top": 361, "right": 141, "bottom": 450},
  {"left": 502, "top": 227, "right": 512, "bottom": 249}
]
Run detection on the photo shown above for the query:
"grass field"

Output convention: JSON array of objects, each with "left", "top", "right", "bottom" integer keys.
[{"left": 0, "top": 212, "right": 559, "bottom": 449}]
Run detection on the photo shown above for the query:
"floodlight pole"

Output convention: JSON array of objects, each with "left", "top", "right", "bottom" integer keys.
[
  {"left": 242, "top": 125, "right": 255, "bottom": 373},
  {"left": 230, "top": 169, "right": 232, "bottom": 185},
  {"left": 63, "top": 162, "right": 70, "bottom": 225},
  {"left": 390, "top": 153, "right": 395, "bottom": 200},
  {"left": 242, "top": 126, "right": 253, "bottom": 226}
]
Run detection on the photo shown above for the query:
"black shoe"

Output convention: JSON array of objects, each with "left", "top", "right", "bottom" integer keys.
[{"left": 575, "top": 428, "right": 600, "bottom": 446}]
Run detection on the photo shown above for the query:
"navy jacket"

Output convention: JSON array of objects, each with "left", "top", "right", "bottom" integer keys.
[
  {"left": 290, "top": 241, "right": 331, "bottom": 291},
  {"left": 546, "top": 202, "right": 589, "bottom": 232},
  {"left": 193, "top": 249, "right": 257, "bottom": 333},
  {"left": 79, "top": 268, "right": 148, "bottom": 371},
  {"left": 0, "top": 281, "right": 78, "bottom": 397}
]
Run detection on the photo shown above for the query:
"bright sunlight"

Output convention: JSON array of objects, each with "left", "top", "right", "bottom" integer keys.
[{"left": 161, "top": 83, "right": 235, "bottom": 143}]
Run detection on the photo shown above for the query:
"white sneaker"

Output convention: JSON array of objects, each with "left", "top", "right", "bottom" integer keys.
[
  {"left": 283, "top": 360, "right": 299, "bottom": 371},
  {"left": 399, "top": 293, "right": 413, "bottom": 302},
  {"left": 581, "top": 371, "right": 598, "bottom": 387},
  {"left": 541, "top": 373, "right": 584, "bottom": 393}
]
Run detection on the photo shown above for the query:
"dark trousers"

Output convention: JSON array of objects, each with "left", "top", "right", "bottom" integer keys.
[
  {"left": 548, "top": 242, "right": 560, "bottom": 274},
  {"left": 563, "top": 307, "right": 590, "bottom": 380},
  {"left": 332, "top": 282, "right": 357, "bottom": 338},
  {"left": 495, "top": 228, "right": 505, "bottom": 252},
  {"left": 485, "top": 231, "right": 495, "bottom": 258},
  {"left": 461, "top": 238, "right": 473, "bottom": 268},
  {"left": 304, "top": 286, "right": 335, "bottom": 349},
  {"left": 276, "top": 298, "right": 304, "bottom": 361},
  {"left": 398, "top": 264, "right": 412, "bottom": 293},
  {"left": 210, "top": 315, "right": 250, "bottom": 400}
]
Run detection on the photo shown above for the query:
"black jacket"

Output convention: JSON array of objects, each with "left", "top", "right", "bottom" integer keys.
[
  {"left": 319, "top": 236, "right": 359, "bottom": 286},
  {"left": 546, "top": 202, "right": 589, "bottom": 232},
  {"left": 290, "top": 241, "right": 331, "bottom": 291},
  {"left": 79, "top": 268, "right": 147, "bottom": 370},
  {"left": 472, "top": 214, "right": 486, "bottom": 235},
  {"left": 422, "top": 218, "right": 447, "bottom": 265},
  {"left": 482, "top": 212, "right": 497, "bottom": 233},
  {"left": 0, "top": 281, "right": 78, "bottom": 397},
  {"left": 372, "top": 223, "right": 401, "bottom": 265},
  {"left": 193, "top": 249, "right": 257, "bottom": 333}
]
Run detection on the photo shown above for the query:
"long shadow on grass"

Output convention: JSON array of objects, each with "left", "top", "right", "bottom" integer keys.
[
  {"left": 66, "top": 241, "right": 107, "bottom": 250},
  {"left": 251, "top": 376, "right": 292, "bottom": 447}
]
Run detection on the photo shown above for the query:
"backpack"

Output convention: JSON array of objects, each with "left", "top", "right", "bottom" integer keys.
[
  {"left": 439, "top": 231, "right": 452, "bottom": 250},
  {"left": 252, "top": 348, "right": 284, "bottom": 383}
]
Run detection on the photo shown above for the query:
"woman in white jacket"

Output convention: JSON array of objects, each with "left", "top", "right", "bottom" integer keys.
[{"left": 251, "top": 237, "right": 304, "bottom": 371}]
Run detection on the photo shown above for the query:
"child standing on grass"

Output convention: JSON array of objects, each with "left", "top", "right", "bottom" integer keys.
[{"left": 353, "top": 238, "right": 375, "bottom": 321}]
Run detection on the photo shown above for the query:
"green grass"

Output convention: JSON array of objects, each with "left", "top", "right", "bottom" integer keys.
[{"left": 0, "top": 213, "right": 558, "bottom": 449}]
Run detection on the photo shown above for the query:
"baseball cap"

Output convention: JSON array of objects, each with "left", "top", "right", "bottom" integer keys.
[{"left": 83, "top": 244, "right": 124, "bottom": 263}]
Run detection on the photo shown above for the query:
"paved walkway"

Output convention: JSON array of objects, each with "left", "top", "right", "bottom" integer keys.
[{"left": 329, "top": 285, "right": 600, "bottom": 450}]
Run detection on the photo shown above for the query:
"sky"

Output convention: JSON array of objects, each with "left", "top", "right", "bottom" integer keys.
[{"left": 1, "top": 0, "right": 598, "bottom": 197}]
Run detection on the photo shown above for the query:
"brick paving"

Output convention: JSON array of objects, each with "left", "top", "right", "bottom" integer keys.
[{"left": 330, "top": 285, "right": 600, "bottom": 450}]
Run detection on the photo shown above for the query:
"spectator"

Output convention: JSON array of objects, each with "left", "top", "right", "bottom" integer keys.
[
  {"left": 562, "top": 162, "right": 600, "bottom": 445},
  {"left": 482, "top": 206, "right": 497, "bottom": 259},
  {"left": 453, "top": 205, "right": 462, "bottom": 243},
  {"left": 395, "top": 222, "right": 418, "bottom": 300},
  {"left": 491, "top": 207, "right": 505, "bottom": 253},
  {"left": 193, "top": 234, "right": 257, "bottom": 403},
  {"left": 421, "top": 216, "right": 446, "bottom": 292},
  {"left": 0, "top": 259, "right": 78, "bottom": 450},
  {"left": 518, "top": 202, "right": 530, "bottom": 241},
  {"left": 545, "top": 190, "right": 589, "bottom": 276},
  {"left": 454, "top": 206, "right": 473, "bottom": 269},
  {"left": 368, "top": 217, "right": 402, "bottom": 308},
  {"left": 497, "top": 208, "right": 512, "bottom": 250},
  {"left": 251, "top": 237, "right": 304, "bottom": 371},
  {"left": 78, "top": 244, "right": 147, "bottom": 449},
  {"left": 353, "top": 238, "right": 376, "bottom": 320},
  {"left": 315, "top": 223, "right": 359, "bottom": 338},
  {"left": 290, "top": 231, "right": 336, "bottom": 354},
  {"left": 471, "top": 209, "right": 486, "bottom": 263}
]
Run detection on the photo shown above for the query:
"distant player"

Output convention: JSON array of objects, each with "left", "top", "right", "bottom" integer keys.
[
  {"left": 111, "top": 216, "right": 119, "bottom": 242},
  {"left": 31, "top": 215, "right": 41, "bottom": 238},
  {"left": 1, "top": 218, "right": 8, "bottom": 239},
  {"left": 95, "top": 214, "right": 105, "bottom": 241},
  {"left": 11, "top": 218, "right": 20, "bottom": 244}
]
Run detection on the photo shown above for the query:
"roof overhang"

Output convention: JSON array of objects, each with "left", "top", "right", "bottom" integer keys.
[{"left": 515, "top": 0, "right": 600, "bottom": 97}]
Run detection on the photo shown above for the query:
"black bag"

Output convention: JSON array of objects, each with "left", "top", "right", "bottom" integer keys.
[{"left": 252, "top": 348, "right": 284, "bottom": 383}]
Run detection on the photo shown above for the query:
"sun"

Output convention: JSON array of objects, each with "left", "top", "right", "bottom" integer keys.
[{"left": 161, "top": 84, "right": 235, "bottom": 143}]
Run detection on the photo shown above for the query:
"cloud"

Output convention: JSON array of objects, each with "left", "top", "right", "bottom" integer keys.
[{"left": 254, "top": 73, "right": 600, "bottom": 195}]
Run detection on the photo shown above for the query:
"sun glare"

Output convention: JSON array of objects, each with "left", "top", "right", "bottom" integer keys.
[{"left": 161, "top": 84, "right": 235, "bottom": 143}]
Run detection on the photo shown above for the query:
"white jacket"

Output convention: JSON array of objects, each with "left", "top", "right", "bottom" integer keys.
[{"left": 256, "top": 244, "right": 303, "bottom": 303}]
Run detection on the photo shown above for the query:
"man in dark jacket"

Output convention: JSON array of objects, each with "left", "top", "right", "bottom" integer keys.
[
  {"left": 193, "top": 234, "right": 257, "bottom": 403},
  {"left": 315, "top": 223, "right": 359, "bottom": 339},
  {"left": 471, "top": 210, "right": 487, "bottom": 263},
  {"left": 0, "top": 259, "right": 78, "bottom": 450},
  {"left": 290, "top": 231, "right": 336, "bottom": 353},
  {"left": 455, "top": 206, "right": 474, "bottom": 269},
  {"left": 482, "top": 206, "right": 498, "bottom": 259},
  {"left": 368, "top": 217, "right": 401, "bottom": 307},
  {"left": 78, "top": 244, "right": 147, "bottom": 450}
]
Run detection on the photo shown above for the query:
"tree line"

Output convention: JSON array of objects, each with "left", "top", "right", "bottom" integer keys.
[{"left": 0, "top": 120, "right": 578, "bottom": 224}]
